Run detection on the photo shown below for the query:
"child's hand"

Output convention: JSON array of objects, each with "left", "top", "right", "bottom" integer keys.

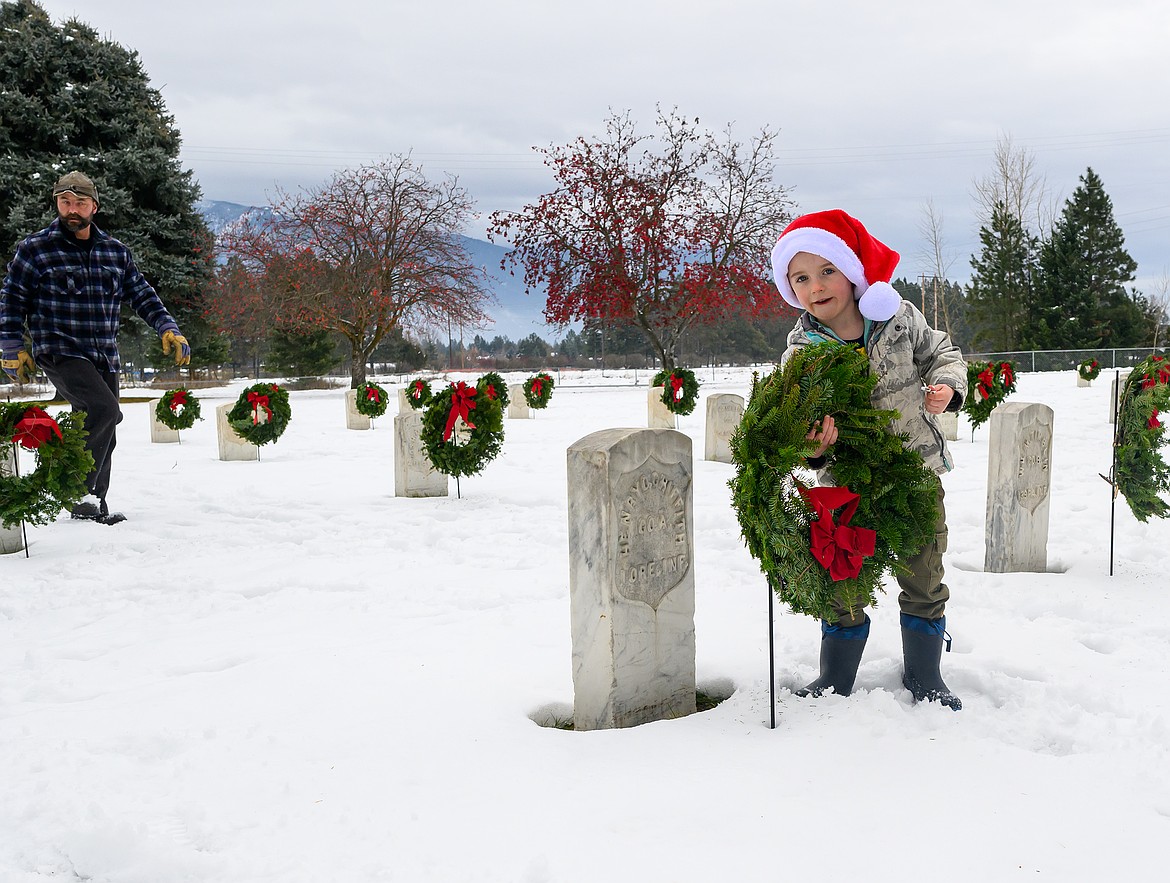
[
  {"left": 924, "top": 383, "right": 955, "bottom": 415},
  {"left": 806, "top": 415, "right": 838, "bottom": 458}
]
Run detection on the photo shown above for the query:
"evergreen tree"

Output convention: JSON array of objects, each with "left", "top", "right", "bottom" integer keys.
[
  {"left": 370, "top": 326, "right": 428, "bottom": 372},
  {"left": 264, "top": 327, "right": 337, "bottom": 379},
  {"left": 0, "top": 0, "right": 222, "bottom": 367},
  {"left": 1033, "top": 168, "right": 1139, "bottom": 348},
  {"left": 965, "top": 201, "right": 1037, "bottom": 351}
]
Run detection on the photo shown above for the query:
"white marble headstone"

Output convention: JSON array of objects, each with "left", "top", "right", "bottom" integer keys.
[
  {"left": 1, "top": 445, "right": 24, "bottom": 554},
  {"left": 704, "top": 393, "right": 744, "bottom": 462},
  {"left": 345, "top": 389, "right": 372, "bottom": 431},
  {"left": 149, "top": 403, "right": 180, "bottom": 443},
  {"left": 507, "top": 384, "right": 531, "bottom": 420},
  {"left": 936, "top": 410, "right": 959, "bottom": 442},
  {"left": 394, "top": 410, "right": 448, "bottom": 497},
  {"left": 647, "top": 386, "right": 676, "bottom": 429},
  {"left": 566, "top": 428, "right": 696, "bottom": 730},
  {"left": 985, "top": 402, "right": 1053, "bottom": 573},
  {"left": 216, "top": 403, "right": 258, "bottom": 462}
]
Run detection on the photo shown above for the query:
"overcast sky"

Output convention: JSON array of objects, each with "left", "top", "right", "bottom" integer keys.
[{"left": 34, "top": 0, "right": 1170, "bottom": 292}]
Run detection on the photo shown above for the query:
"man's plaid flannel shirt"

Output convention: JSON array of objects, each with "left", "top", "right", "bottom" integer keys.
[{"left": 1, "top": 219, "right": 178, "bottom": 371}]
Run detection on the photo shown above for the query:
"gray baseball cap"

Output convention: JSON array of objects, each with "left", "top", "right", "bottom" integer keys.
[{"left": 52, "top": 170, "right": 99, "bottom": 204}]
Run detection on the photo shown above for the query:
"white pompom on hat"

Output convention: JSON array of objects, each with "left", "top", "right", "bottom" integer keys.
[{"left": 771, "top": 209, "right": 902, "bottom": 322}]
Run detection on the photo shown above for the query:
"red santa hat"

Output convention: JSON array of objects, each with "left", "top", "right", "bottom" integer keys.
[{"left": 770, "top": 209, "right": 902, "bottom": 322}]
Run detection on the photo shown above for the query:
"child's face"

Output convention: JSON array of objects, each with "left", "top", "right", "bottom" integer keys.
[{"left": 787, "top": 251, "right": 862, "bottom": 332}]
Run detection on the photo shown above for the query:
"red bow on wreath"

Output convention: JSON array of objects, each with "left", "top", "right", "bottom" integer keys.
[
  {"left": 366, "top": 387, "right": 381, "bottom": 403},
  {"left": 443, "top": 381, "right": 477, "bottom": 442},
  {"left": 485, "top": 383, "right": 496, "bottom": 400},
  {"left": 798, "top": 485, "right": 877, "bottom": 582},
  {"left": 977, "top": 365, "right": 995, "bottom": 400},
  {"left": 412, "top": 381, "right": 425, "bottom": 399},
  {"left": 169, "top": 390, "right": 188, "bottom": 411},
  {"left": 12, "top": 406, "right": 63, "bottom": 450},
  {"left": 531, "top": 378, "right": 543, "bottom": 398},
  {"left": 247, "top": 390, "right": 272, "bottom": 424},
  {"left": 999, "top": 362, "right": 1014, "bottom": 387},
  {"left": 670, "top": 374, "right": 684, "bottom": 401},
  {"left": 1151, "top": 409, "right": 1163, "bottom": 430}
]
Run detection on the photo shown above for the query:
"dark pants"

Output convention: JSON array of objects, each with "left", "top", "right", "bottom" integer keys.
[
  {"left": 37, "top": 354, "right": 122, "bottom": 500},
  {"left": 833, "top": 480, "right": 950, "bottom": 626}
]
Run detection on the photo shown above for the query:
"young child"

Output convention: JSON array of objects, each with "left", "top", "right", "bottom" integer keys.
[{"left": 771, "top": 209, "right": 967, "bottom": 710}]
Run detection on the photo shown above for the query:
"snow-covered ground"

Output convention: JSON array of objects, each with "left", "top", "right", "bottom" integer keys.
[{"left": 2, "top": 367, "right": 1167, "bottom": 882}]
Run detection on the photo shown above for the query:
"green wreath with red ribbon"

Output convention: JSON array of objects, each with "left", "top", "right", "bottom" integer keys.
[
  {"left": 963, "top": 359, "right": 1017, "bottom": 433},
  {"left": 652, "top": 368, "right": 701, "bottom": 416},
  {"left": 1, "top": 402, "right": 94, "bottom": 529},
  {"left": 227, "top": 383, "right": 292, "bottom": 446},
  {"left": 729, "top": 342, "right": 939, "bottom": 619},
  {"left": 355, "top": 381, "right": 389, "bottom": 418},
  {"left": 1078, "top": 358, "right": 1102, "bottom": 382},
  {"left": 420, "top": 380, "right": 505, "bottom": 478},
  {"left": 405, "top": 378, "right": 433, "bottom": 410},
  {"left": 476, "top": 372, "right": 510, "bottom": 410},
  {"left": 523, "top": 372, "right": 554, "bottom": 409},
  {"left": 1114, "top": 353, "right": 1170, "bottom": 521},
  {"left": 155, "top": 388, "right": 202, "bottom": 431}
]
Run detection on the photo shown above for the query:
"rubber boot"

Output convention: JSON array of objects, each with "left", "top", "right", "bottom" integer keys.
[
  {"left": 900, "top": 613, "right": 961, "bottom": 711},
  {"left": 796, "top": 615, "right": 869, "bottom": 697}
]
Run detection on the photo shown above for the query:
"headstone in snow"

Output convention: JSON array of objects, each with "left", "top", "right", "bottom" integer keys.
[
  {"left": 345, "top": 390, "right": 371, "bottom": 431},
  {"left": 394, "top": 409, "right": 447, "bottom": 498},
  {"left": 216, "top": 403, "right": 258, "bottom": 462},
  {"left": 566, "top": 428, "right": 696, "bottom": 730},
  {"left": 704, "top": 393, "right": 743, "bottom": 463},
  {"left": 507, "top": 384, "right": 531, "bottom": 420},
  {"left": 647, "top": 386, "right": 676, "bottom": 429},
  {"left": 1, "top": 445, "right": 24, "bottom": 554},
  {"left": 149, "top": 405, "right": 180, "bottom": 443},
  {"left": 985, "top": 402, "right": 1053, "bottom": 573}
]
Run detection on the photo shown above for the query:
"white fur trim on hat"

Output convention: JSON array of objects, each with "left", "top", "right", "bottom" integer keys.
[
  {"left": 771, "top": 228, "right": 869, "bottom": 310},
  {"left": 856, "top": 280, "right": 901, "bottom": 322}
]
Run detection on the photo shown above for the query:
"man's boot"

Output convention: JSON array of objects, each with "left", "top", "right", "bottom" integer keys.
[
  {"left": 796, "top": 615, "right": 869, "bottom": 697},
  {"left": 901, "top": 613, "right": 961, "bottom": 710}
]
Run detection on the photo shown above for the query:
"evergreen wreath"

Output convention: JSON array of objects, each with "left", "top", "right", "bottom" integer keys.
[
  {"left": 420, "top": 380, "right": 505, "bottom": 478},
  {"left": 729, "top": 342, "right": 939, "bottom": 620},
  {"left": 355, "top": 381, "right": 389, "bottom": 418},
  {"left": 477, "top": 372, "right": 510, "bottom": 410},
  {"left": 1078, "top": 358, "right": 1102, "bottom": 382},
  {"left": 0, "top": 403, "right": 94, "bottom": 529},
  {"left": 523, "top": 372, "right": 554, "bottom": 409},
  {"left": 227, "top": 383, "right": 292, "bottom": 446},
  {"left": 155, "top": 388, "right": 202, "bottom": 431},
  {"left": 405, "top": 378, "right": 433, "bottom": 410},
  {"left": 652, "top": 368, "right": 701, "bottom": 416},
  {"left": 963, "top": 359, "right": 1017, "bottom": 433},
  {"left": 1114, "top": 354, "right": 1170, "bottom": 522}
]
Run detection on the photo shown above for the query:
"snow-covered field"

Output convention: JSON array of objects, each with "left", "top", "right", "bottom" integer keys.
[{"left": 2, "top": 367, "right": 1167, "bottom": 882}]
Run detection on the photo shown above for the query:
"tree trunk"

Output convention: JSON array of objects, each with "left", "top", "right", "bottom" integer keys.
[{"left": 349, "top": 340, "right": 369, "bottom": 389}]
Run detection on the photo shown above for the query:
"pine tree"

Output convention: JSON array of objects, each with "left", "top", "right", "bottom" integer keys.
[
  {"left": 965, "top": 202, "right": 1037, "bottom": 351},
  {"left": 0, "top": 0, "right": 223, "bottom": 367},
  {"left": 264, "top": 327, "right": 337, "bottom": 379},
  {"left": 1032, "top": 168, "right": 1139, "bottom": 348}
]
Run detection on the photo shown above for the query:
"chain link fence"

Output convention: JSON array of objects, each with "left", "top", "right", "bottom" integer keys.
[{"left": 966, "top": 347, "right": 1165, "bottom": 373}]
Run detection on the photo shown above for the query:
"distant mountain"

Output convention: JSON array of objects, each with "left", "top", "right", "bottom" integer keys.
[{"left": 196, "top": 199, "right": 554, "bottom": 342}]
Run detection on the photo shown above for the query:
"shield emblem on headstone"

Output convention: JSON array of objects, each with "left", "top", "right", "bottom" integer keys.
[{"left": 613, "top": 455, "right": 691, "bottom": 609}]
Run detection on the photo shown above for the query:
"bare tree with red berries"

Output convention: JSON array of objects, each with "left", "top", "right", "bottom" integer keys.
[
  {"left": 489, "top": 109, "right": 797, "bottom": 371},
  {"left": 221, "top": 157, "right": 493, "bottom": 387}
]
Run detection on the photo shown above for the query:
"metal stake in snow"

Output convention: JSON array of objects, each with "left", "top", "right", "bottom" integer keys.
[
  {"left": 1109, "top": 370, "right": 1120, "bottom": 576},
  {"left": 766, "top": 574, "right": 778, "bottom": 729}
]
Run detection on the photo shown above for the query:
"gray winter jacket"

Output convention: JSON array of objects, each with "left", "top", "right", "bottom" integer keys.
[{"left": 782, "top": 300, "right": 967, "bottom": 475}]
